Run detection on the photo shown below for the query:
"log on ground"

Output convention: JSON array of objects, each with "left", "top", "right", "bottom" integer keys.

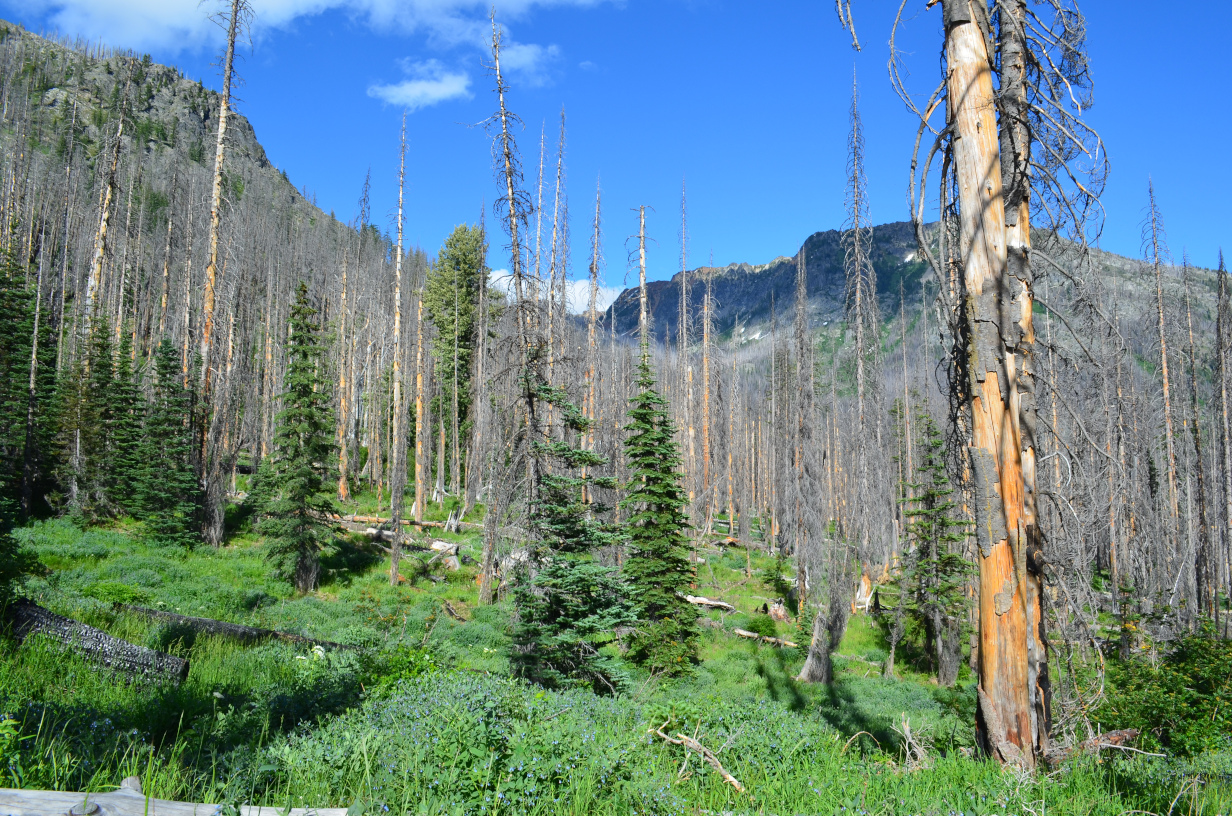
[
  {"left": 120, "top": 605, "right": 356, "bottom": 651},
  {"left": 732, "top": 628, "right": 798, "bottom": 648},
  {"left": 5, "top": 600, "right": 189, "bottom": 684},
  {"left": 685, "top": 595, "right": 736, "bottom": 612}
]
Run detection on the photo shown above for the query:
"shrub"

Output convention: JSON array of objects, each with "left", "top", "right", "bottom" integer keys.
[
  {"left": 1099, "top": 625, "right": 1232, "bottom": 756},
  {"left": 745, "top": 612, "right": 778, "bottom": 638},
  {"left": 82, "top": 581, "right": 149, "bottom": 605}
]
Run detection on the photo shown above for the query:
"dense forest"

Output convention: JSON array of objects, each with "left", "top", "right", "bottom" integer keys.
[{"left": 0, "top": 1, "right": 1229, "bottom": 814}]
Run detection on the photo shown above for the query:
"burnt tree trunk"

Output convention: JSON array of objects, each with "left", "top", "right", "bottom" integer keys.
[{"left": 7, "top": 601, "right": 189, "bottom": 684}]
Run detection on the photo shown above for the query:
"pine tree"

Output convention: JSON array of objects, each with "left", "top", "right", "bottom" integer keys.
[
  {"left": 511, "top": 350, "right": 633, "bottom": 693},
  {"left": 108, "top": 329, "right": 144, "bottom": 514},
  {"left": 896, "top": 412, "right": 971, "bottom": 686},
  {"left": 138, "top": 339, "right": 201, "bottom": 547},
  {"left": 422, "top": 224, "right": 485, "bottom": 450},
  {"left": 54, "top": 324, "right": 119, "bottom": 519},
  {"left": 0, "top": 245, "right": 54, "bottom": 519},
  {"left": 621, "top": 350, "right": 699, "bottom": 673},
  {"left": 256, "top": 282, "right": 338, "bottom": 592}
]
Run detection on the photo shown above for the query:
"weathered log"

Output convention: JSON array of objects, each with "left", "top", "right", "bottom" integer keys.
[
  {"left": 120, "top": 605, "right": 357, "bottom": 652},
  {"left": 685, "top": 595, "right": 736, "bottom": 612},
  {"left": 0, "top": 781, "right": 347, "bottom": 815},
  {"left": 6, "top": 600, "right": 189, "bottom": 684},
  {"left": 732, "top": 628, "right": 798, "bottom": 649},
  {"left": 342, "top": 513, "right": 482, "bottom": 531}
]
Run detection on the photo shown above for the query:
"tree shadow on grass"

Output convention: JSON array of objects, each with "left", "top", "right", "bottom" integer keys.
[
  {"left": 2, "top": 635, "right": 371, "bottom": 792},
  {"left": 754, "top": 647, "right": 808, "bottom": 712},
  {"left": 319, "top": 537, "right": 381, "bottom": 588}
]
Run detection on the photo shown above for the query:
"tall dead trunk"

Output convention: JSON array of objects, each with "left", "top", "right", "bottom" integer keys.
[
  {"left": 942, "top": 0, "right": 1043, "bottom": 767},
  {"left": 1147, "top": 182, "right": 1181, "bottom": 545},
  {"left": 200, "top": 0, "right": 246, "bottom": 398},
  {"left": 637, "top": 205, "right": 648, "bottom": 346},
  {"left": 1217, "top": 254, "right": 1231, "bottom": 636},
  {"left": 680, "top": 181, "right": 696, "bottom": 505},
  {"left": 337, "top": 249, "right": 351, "bottom": 499},
  {"left": 157, "top": 168, "right": 176, "bottom": 338},
  {"left": 389, "top": 114, "right": 407, "bottom": 586},
  {"left": 1183, "top": 261, "right": 1212, "bottom": 617},
  {"left": 84, "top": 92, "right": 126, "bottom": 344},
  {"left": 702, "top": 261, "right": 713, "bottom": 529}
]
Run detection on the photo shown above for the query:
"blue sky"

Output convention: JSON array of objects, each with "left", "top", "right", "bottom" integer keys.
[{"left": 8, "top": 0, "right": 1229, "bottom": 304}]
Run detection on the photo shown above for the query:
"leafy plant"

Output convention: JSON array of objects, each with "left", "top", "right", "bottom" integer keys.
[{"left": 1099, "top": 624, "right": 1232, "bottom": 756}]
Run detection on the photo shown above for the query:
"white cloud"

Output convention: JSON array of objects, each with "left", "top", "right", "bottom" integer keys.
[
  {"left": 17, "top": 0, "right": 606, "bottom": 66},
  {"left": 488, "top": 270, "right": 619, "bottom": 315},
  {"left": 564, "top": 278, "right": 619, "bottom": 314},
  {"left": 367, "top": 59, "right": 471, "bottom": 111},
  {"left": 499, "top": 41, "right": 559, "bottom": 86}
]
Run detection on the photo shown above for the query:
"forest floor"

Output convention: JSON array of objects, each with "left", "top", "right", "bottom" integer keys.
[{"left": 1, "top": 497, "right": 1228, "bottom": 815}]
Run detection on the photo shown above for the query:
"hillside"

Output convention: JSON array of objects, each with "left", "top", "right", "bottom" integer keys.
[{"left": 603, "top": 220, "right": 1212, "bottom": 354}]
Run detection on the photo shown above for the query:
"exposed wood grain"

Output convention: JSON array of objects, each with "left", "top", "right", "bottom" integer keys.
[
  {"left": 0, "top": 787, "right": 347, "bottom": 816},
  {"left": 6, "top": 601, "right": 188, "bottom": 684}
]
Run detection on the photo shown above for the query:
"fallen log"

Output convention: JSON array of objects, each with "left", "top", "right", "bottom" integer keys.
[
  {"left": 120, "top": 605, "right": 357, "bottom": 652},
  {"left": 732, "top": 628, "right": 798, "bottom": 649},
  {"left": 685, "top": 595, "right": 736, "bottom": 612},
  {"left": 0, "top": 776, "right": 347, "bottom": 815},
  {"left": 342, "top": 514, "right": 482, "bottom": 531},
  {"left": 6, "top": 600, "right": 189, "bottom": 684},
  {"left": 652, "top": 727, "right": 744, "bottom": 792}
]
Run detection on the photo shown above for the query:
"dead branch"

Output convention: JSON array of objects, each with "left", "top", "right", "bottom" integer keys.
[{"left": 653, "top": 725, "right": 745, "bottom": 793}]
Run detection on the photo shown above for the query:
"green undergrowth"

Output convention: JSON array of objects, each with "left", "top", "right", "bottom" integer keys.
[{"left": 0, "top": 517, "right": 1227, "bottom": 814}]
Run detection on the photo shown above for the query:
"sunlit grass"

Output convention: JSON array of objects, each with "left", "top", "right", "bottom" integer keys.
[{"left": 1, "top": 516, "right": 1227, "bottom": 814}]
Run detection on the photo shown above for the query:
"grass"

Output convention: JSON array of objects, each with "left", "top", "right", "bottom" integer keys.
[{"left": 1, "top": 508, "right": 1229, "bottom": 814}]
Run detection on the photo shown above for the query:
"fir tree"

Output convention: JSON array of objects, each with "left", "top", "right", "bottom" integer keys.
[
  {"left": 897, "top": 411, "right": 971, "bottom": 686},
  {"left": 138, "top": 338, "right": 201, "bottom": 547},
  {"left": 0, "top": 245, "right": 55, "bottom": 519},
  {"left": 621, "top": 350, "right": 699, "bottom": 673},
  {"left": 108, "top": 329, "right": 144, "bottom": 514},
  {"left": 55, "top": 324, "right": 118, "bottom": 519},
  {"left": 512, "top": 352, "right": 634, "bottom": 693},
  {"left": 256, "top": 282, "right": 337, "bottom": 592},
  {"left": 422, "top": 224, "right": 486, "bottom": 438}
]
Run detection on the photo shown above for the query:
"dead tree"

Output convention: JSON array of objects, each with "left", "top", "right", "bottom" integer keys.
[
  {"left": 390, "top": 114, "right": 408, "bottom": 586},
  {"left": 832, "top": 0, "right": 1108, "bottom": 765}
]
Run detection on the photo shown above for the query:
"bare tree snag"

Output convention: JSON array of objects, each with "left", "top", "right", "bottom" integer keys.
[
  {"left": 1146, "top": 181, "right": 1180, "bottom": 538},
  {"left": 941, "top": 0, "right": 1041, "bottom": 767},
  {"left": 1183, "top": 260, "right": 1213, "bottom": 617},
  {"left": 83, "top": 85, "right": 126, "bottom": 344},
  {"left": 390, "top": 113, "right": 407, "bottom": 586},
  {"left": 201, "top": 0, "right": 248, "bottom": 397}
]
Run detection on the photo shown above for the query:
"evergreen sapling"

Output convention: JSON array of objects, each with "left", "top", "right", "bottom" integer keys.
[
  {"left": 512, "top": 352, "right": 633, "bottom": 693},
  {"left": 621, "top": 350, "right": 699, "bottom": 673},
  {"left": 255, "top": 282, "right": 338, "bottom": 592}
]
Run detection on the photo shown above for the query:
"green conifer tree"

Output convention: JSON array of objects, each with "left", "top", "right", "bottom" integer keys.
[
  {"left": 511, "top": 351, "right": 633, "bottom": 693},
  {"left": 897, "top": 411, "right": 971, "bottom": 686},
  {"left": 108, "top": 329, "right": 143, "bottom": 514},
  {"left": 422, "top": 224, "right": 485, "bottom": 443},
  {"left": 55, "top": 324, "right": 118, "bottom": 519},
  {"left": 256, "top": 282, "right": 338, "bottom": 592},
  {"left": 138, "top": 338, "right": 201, "bottom": 547},
  {"left": 0, "top": 245, "right": 55, "bottom": 518},
  {"left": 621, "top": 351, "right": 699, "bottom": 673}
]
